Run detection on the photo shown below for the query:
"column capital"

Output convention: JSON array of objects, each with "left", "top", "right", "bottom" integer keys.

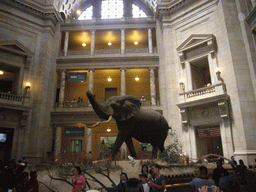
[
  {"left": 91, "top": 29, "right": 96, "bottom": 33},
  {"left": 88, "top": 68, "right": 95, "bottom": 72},
  {"left": 120, "top": 68, "right": 126, "bottom": 71},
  {"left": 120, "top": 28, "right": 126, "bottom": 31},
  {"left": 57, "top": 69, "right": 66, "bottom": 73},
  {"left": 149, "top": 67, "right": 156, "bottom": 70}
]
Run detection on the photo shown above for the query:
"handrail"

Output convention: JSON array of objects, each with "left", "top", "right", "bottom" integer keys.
[{"left": 0, "top": 92, "right": 23, "bottom": 102}]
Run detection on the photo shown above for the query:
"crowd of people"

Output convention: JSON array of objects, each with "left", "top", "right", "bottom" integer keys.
[
  {"left": 99, "top": 164, "right": 166, "bottom": 192},
  {"left": 190, "top": 158, "right": 256, "bottom": 192},
  {"left": 0, "top": 158, "right": 39, "bottom": 192}
]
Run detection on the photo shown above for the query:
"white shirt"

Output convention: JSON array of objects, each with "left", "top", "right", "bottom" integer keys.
[{"left": 142, "top": 183, "right": 150, "bottom": 192}]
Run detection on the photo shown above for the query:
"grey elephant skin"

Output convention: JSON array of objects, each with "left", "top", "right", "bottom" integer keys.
[{"left": 86, "top": 90, "right": 171, "bottom": 158}]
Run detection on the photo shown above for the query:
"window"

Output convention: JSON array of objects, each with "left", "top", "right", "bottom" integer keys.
[
  {"left": 101, "top": 0, "right": 123, "bottom": 19},
  {"left": 71, "top": 140, "right": 82, "bottom": 152},
  {"left": 190, "top": 57, "right": 211, "bottom": 89},
  {"left": 132, "top": 4, "right": 147, "bottom": 18},
  {"left": 78, "top": 5, "right": 93, "bottom": 20}
]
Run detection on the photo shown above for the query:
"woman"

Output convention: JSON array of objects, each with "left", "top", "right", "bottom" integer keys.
[
  {"left": 72, "top": 166, "right": 86, "bottom": 192},
  {"left": 148, "top": 164, "right": 165, "bottom": 192},
  {"left": 141, "top": 164, "right": 149, "bottom": 175},
  {"left": 116, "top": 172, "right": 128, "bottom": 192}
]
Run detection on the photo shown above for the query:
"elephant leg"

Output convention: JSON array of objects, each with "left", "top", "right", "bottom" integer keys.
[
  {"left": 111, "top": 133, "right": 126, "bottom": 158},
  {"left": 125, "top": 137, "right": 137, "bottom": 158},
  {"left": 152, "top": 146, "right": 158, "bottom": 159}
]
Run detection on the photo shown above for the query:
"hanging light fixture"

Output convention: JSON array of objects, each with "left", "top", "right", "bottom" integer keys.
[
  {"left": 82, "top": 43, "right": 86, "bottom": 47},
  {"left": 107, "top": 127, "right": 111, "bottom": 132},
  {"left": 0, "top": 70, "right": 3, "bottom": 75},
  {"left": 108, "top": 77, "right": 112, "bottom": 82},
  {"left": 135, "top": 76, "right": 139, "bottom": 81},
  {"left": 134, "top": 41, "right": 138, "bottom": 45},
  {"left": 108, "top": 42, "right": 112, "bottom": 46}
]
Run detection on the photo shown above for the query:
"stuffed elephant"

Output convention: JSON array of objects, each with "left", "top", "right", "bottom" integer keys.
[{"left": 86, "top": 90, "right": 171, "bottom": 158}]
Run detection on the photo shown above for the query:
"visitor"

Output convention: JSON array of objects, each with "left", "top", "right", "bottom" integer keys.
[
  {"left": 189, "top": 166, "right": 215, "bottom": 192},
  {"left": 212, "top": 160, "right": 229, "bottom": 186},
  {"left": 116, "top": 172, "right": 128, "bottom": 192},
  {"left": 141, "top": 164, "right": 149, "bottom": 176},
  {"left": 72, "top": 166, "right": 86, "bottom": 192},
  {"left": 125, "top": 178, "right": 143, "bottom": 192},
  {"left": 140, "top": 96, "right": 146, "bottom": 101},
  {"left": 26, "top": 171, "right": 39, "bottom": 192},
  {"left": 16, "top": 171, "right": 29, "bottom": 192},
  {"left": 139, "top": 173, "right": 150, "bottom": 192},
  {"left": 102, "top": 172, "right": 128, "bottom": 192},
  {"left": 229, "top": 156, "right": 237, "bottom": 169},
  {"left": 148, "top": 164, "right": 165, "bottom": 192}
]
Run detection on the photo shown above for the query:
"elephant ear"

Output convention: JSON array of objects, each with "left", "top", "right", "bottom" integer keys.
[{"left": 114, "top": 95, "right": 141, "bottom": 121}]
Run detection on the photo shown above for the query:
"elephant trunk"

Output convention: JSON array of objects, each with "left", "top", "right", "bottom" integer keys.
[{"left": 86, "top": 90, "right": 110, "bottom": 120}]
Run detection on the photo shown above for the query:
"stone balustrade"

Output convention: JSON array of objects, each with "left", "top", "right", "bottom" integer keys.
[
  {"left": 179, "top": 83, "right": 227, "bottom": 104},
  {"left": 0, "top": 92, "right": 30, "bottom": 108}
]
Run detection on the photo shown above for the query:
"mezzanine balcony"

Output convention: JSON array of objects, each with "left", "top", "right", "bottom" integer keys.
[
  {"left": 0, "top": 92, "right": 31, "bottom": 110},
  {"left": 178, "top": 82, "right": 228, "bottom": 107}
]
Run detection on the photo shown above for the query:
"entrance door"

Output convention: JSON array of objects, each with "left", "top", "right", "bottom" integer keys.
[
  {"left": 196, "top": 126, "right": 223, "bottom": 158},
  {"left": 0, "top": 128, "right": 14, "bottom": 163},
  {"left": 105, "top": 88, "right": 117, "bottom": 101}
]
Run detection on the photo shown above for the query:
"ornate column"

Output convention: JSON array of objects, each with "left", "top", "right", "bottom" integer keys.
[
  {"left": 58, "top": 70, "right": 66, "bottom": 107},
  {"left": 120, "top": 68, "right": 126, "bottom": 96},
  {"left": 88, "top": 69, "right": 94, "bottom": 92},
  {"left": 148, "top": 28, "right": 153, "bottom": 54},
  {"left": 64, "top": 31, "right": 69, "bottom": 56},
  {"left": 91, "top": 30, "right": 95, "bottom": 55},
  {"left": 54, "top": 125, "right": 62, "bottom": 159},
  {"left": 86, "top": 128, "right": 91, "bottom": 155},
  {"left": 149, "top": 68, "right": 156, "bottom": 106},
  {"left": 121, "top": 29, "right": 125, "bottom": 55}
]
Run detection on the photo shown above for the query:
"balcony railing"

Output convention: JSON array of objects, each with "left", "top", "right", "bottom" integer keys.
[
  {"left": 179, "top": 83, "right": 227, "bottom": 104},
  {"left": 62, "top": 47, "right": 157, "bottom": 56},
  {"left": 0, "top": 92, "right": 30, "bottom": 108},
  {"left": 55, "top": 100, "right": 159, "bottom": 109}
]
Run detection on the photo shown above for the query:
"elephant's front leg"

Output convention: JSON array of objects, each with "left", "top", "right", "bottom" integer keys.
[
  {"left": 125, "top": 137, "right": 137, "bottom": 158},
  {"left": 111, "top": 133, "right": 126, "bottom": 158}
]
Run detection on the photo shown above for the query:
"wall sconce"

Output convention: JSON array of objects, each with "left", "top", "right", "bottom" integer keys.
[
  {"left": 0, "top": 70, "right": 3, "bottom": 75},
  {"left": 108, "top": 42, "right": 112, "bottom": 46},
  {"left": 107, "top": 77, "right": 112, "bottom": 82},
  {"left": 216, "top": 67, "right": 221, "bottom": 81},
  {"left": 107, "top": 127, "right": 111, "bottom": 132},
  {"left": 25, "top": 82, "right": 31, "bottom": 96},
  {"left": 179, "top": 79, "right": 185, "bottom": 92},
  {"left": 82, "top": 43, "right": 86, "bottom": 47},
  {"left": 134, "top": 41, "right": 138, "bottom": 45},
  {"left": 135, "top": 76, "right": 139, "bottom": 81}
]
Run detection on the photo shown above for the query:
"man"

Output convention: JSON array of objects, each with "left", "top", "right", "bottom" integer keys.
[
  {"left": 190, "top": 166, "right": 215, "bottom": 192},
  {"left": 212, "top": 160, "right": 229, "bottom": 186},
  {"left": 139, "top": 173, "right": 150, "bottom": 192}
]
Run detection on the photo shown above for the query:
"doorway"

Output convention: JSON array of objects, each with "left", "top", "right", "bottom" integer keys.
[
  {"left": 196, "top": 126, "right": 223, "bottom": 158},
  {"left": 0, "top": 127, "right": 14, "bottom": 163},
  {"left": 105, "top": 88, "right": 117, "bottom": 101}
]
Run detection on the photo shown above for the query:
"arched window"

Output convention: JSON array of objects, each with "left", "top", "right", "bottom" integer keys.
[
  {"left": 132, "top": 4, "right": 147, "bottom": 18},
  {"left": 101, "top": 0, "right": 124, "bottom": 19},
  {"left": 78, "top": 5, "right": 93, "bottom": 20}
]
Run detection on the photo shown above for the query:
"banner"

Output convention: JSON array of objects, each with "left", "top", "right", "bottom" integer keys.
[
  {"left": 68, "top": 73, "right": 87, "bottom": 82},
  {"left": 65, "top": 127, "right": 85, "bottom": 137}
]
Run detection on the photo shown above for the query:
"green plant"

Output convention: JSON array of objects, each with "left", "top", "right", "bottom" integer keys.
[{"left": 160, "top": 131, "right": 183, "bottom": 163}]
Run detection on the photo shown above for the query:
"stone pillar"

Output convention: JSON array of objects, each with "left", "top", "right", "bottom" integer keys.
[
  {"left": 58, "top": 70, "right": 66, "bottom": 107},
  {"left": 17, "top": 66, "right": 24, "bottom": 95},
  {"left": 91, "top": 30, "right": 95, "bottom": 55},
  {"left": 120, "top": 68, "right": 126, "bottom": 96},
  {"left": 88, "top": 69, "right": 94, "bottom": 92},
  {"left": 207, "top": 52, "right": 218, "bottom": 84},
  {"left": 86, "top": 128, "right": 91, "bottom": 155},
  {"left": 64, "top": 31, "right": 69, "bottom": 56},
  {"left": 149, "top": 68, "right": 156, "bottom": 106},
  {"left": 54, "top": 125, "right": 62, "bottom": 159},
  {"left": 148, "top": 28, "right": 153, "bottom": 54},
  {"left": 121, "top": 29, "right": 125, "bottom": 54}
]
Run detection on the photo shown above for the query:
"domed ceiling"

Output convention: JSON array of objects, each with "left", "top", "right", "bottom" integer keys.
[{"left": 54, "top": 0, "right": 160, "bottom": 19}]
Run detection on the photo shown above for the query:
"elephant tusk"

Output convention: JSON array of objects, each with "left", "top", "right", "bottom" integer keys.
[
  {"left": 105, "top": 115, "right": 113, "bottom": 123},
  {"left": 90, "top": 116, "right": 113, "bottom": 127}
]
